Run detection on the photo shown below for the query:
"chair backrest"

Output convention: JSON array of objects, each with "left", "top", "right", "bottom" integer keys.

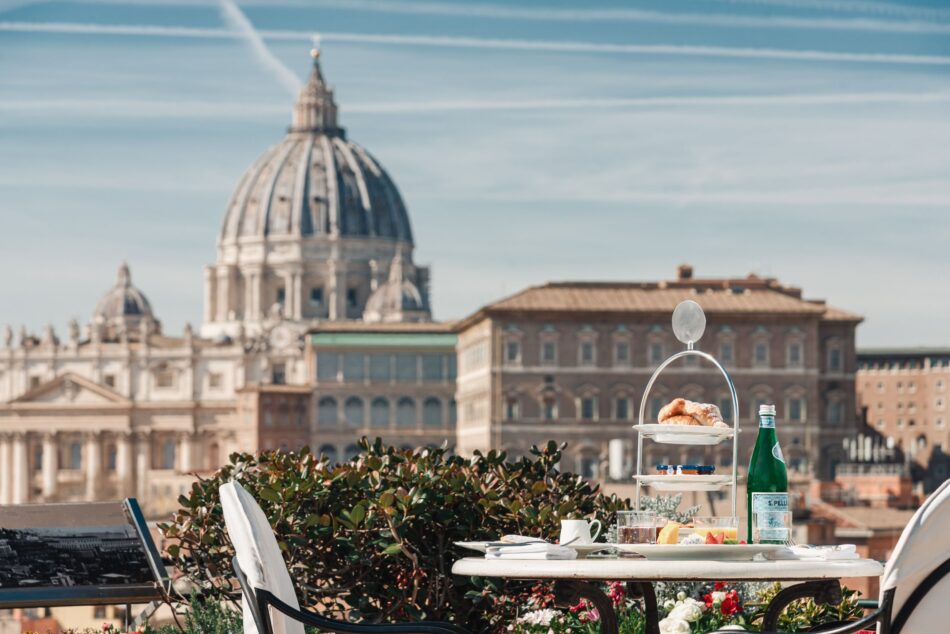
[
  {"left": 880, "top": 478, "right": 950, "bottom": 634},
  {"left": 220, "top": 481, "right": 306, "bottom": 634}
]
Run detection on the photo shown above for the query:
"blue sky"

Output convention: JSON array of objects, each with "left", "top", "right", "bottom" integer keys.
[{"left": 0, "top": 0, "right": 948, "bottom": 347}]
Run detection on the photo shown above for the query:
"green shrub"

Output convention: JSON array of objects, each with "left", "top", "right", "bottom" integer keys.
[{"left": 160, "top": 438, "right": 627, "bottom": 632}]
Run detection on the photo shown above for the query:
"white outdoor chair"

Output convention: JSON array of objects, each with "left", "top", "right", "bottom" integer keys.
[
  {"left": 220, "top": 480, "right": 471, "bottom": 634},
  {"left": 712, "top": 478, "right": 950, "bottom": 634}
]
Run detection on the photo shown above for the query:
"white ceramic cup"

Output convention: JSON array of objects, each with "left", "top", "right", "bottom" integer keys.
[{"left": 559, "top": 518, "right": 602, "bottom": 545}]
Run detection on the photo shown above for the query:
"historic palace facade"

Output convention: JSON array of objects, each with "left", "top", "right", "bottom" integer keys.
[
  {"left": 0, "top": 53, "right": 866, "bottom": 518},
  {"left": 454, "top": 265, "right": 863, "bottom": 481}
]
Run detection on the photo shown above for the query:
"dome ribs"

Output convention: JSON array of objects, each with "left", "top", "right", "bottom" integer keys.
[
  {"left": 290, "top": 136, "right": 314, "bottom": 237},
  {"left": 257, "top": 138, "right": 298, "bottom": 238},
  {"left": 334, "top": 137, "right": 375, "bottom": 238}
]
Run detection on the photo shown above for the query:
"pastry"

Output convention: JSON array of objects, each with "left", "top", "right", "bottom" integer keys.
[
  {"left": 663, "top": 414, "right": 702, "bottom": 426},
  {"left": 658, "top": 398, "right": 687, "bottom": 422},
  {"left": 683, "top": 401, "right": 724, "bottom": 426}
]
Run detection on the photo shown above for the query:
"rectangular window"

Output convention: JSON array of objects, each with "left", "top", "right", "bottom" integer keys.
[
  {"left": 788, "top": 343, "right": 802, "bottom": 366},
  {"left": 29, "top": 376, "right": 41, "bottom": 390},
  {"left": 580, "top": 342, "right": 595, "bottom": 365},
  {"left": 346, "top": 288, "right": 358, "bottom": 308},
  {"left": 446, "top": 355, "right": 457, "bottom": 381},
  {"left": 421, "top": 353, "right": 443, "bottom": 381},
  {"left": 614, "top": 342, "right": 630, "bottom": 365},
  {"left": 754, "top": 342, "right": 768, "bottom": 365},
  {"left": 650, "top": 397, "right": 664, "bottom": 420},
  {"left": 580, "top": 397, "right": 596, "bottom": 420},
  {"left": 719, "top": 397, "right": 733, "bottom": 421},
  {"left": 789, "top": 398, "right": 803, "bottom": 422},
  {"left": 650, "top": 343, "right": 663, "bottom": 364},
  {"left": 542, "top": 341, "right": 557, "bottom": 365},
  {"left": 829, "top": 348, "right": 842, "bottom": 371},
  {"left": 310, "top": 287, "right": 323, "bottom": 307},
  {"left": 505, "top": 341, "right": 521, "bottom": 364},
  {"left": 615, "top": 397, "right": 629, "bottom": 420},
  {"left": 155, "top": 370, "right": 175, "bottom": 388},
  {"left": 720, "top": 342, "right": 734, "bottom": 363},
  {"left": 395, "top": 353, "right": 417, "bottom": 382},
  {"left": 505, "top": 399, "right": 519, "bottom": 420},
  {"left": 369, "top": 354, "right": 391, "bottom": 382},
  {"left": 543, "top": 400, "right": 557, "bottom": 421},
  {"left": 208, "top": 372, "right": 222, "bottom": 389},
  {"left": 343, "top": 353, "right": 365, "bottom": 381},
  {"left": 276, "top": 287, "right": 286, "bottom": 305},
  {"left": 317, "top": 353, "right": 339, "bottom": 382},
  {"left": 271, "top": 364, "right": 286, "bottom": 385}
]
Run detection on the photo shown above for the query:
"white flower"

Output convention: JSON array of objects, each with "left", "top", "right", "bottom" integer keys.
[
  {"left": 663, "top": 599, "right": 676, "bottom": 611},
  {"left": 516, "top": 609, "right": 560, "bottom": 626},
  {"left": 669, "top": 601, "right": 703, "bottom": 623},
  {"left": 676, "top": 591, "right": 687, "bottom": 601},
  {"left": 711, "top": 591, "right": 726, "bottom": 604},
  {"left": 717, "top": 626, "right": 746, "bottom": 631},
  {"left": 659, "top": 616, "right": 691, "bottom": 634}
]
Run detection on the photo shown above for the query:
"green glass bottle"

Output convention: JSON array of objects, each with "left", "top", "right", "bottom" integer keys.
[{"left": 746, "top": 404, "right": 789, "bottom": 544}]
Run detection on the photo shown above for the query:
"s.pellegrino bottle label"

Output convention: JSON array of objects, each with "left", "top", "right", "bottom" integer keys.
[
  {"left": 747, "top": 403, "right": 789, "bottom": 543},
  {"left": 751, "top": 492, "right": 789, "bottom": 542}
]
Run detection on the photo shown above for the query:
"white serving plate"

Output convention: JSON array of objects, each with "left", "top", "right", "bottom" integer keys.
[
  {"left": 454, "top": 541, "right": 613, "bottom": 556},
  {"left": 633, "top": 424, "right": 736, "bottom": 446},
  {"left": 636, "top": 474, "right": 733, "bottom": 492},
  {"left": 613, "top": 543, "right": 785, "bottom": 560}
]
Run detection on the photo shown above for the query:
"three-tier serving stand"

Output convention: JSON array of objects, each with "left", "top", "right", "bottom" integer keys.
[{"left": 633, "top": 300, "right": 740, "bottom": 517}]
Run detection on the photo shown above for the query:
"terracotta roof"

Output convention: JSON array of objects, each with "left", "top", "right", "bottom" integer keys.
[
  {"left": 820, "top": 305, "right": 864, "bottom": 323},
  {"left": 476, "top": 282, "right": 853, "bottom": 319},
  {"left": 308, "top": 321, "right": 456, "bottom": 334},
  {"left": 817, "top": 503, "right": 916, "bottom": 531}
]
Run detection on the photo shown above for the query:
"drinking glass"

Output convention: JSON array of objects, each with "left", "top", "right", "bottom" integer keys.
[
  {"left": 691, "top": 516, "right": 739, "bottom": 542},
  {"left": 616, "top": 510, "right": 657, "bottom": 545}
]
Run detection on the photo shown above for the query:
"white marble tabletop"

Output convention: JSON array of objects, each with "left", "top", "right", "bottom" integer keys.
[{"left": 452, "top": 557, "right": 884, "bottom": 581}]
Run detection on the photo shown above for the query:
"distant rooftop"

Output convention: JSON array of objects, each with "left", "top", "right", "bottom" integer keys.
[
  {"left": 460, "top": 264, "right": 861, "bottom": 327},
  {"left": 858, "top": 347, "right": 950, "bottom": 360}
]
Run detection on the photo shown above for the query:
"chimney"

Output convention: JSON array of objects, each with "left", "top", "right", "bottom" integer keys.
[{"left": 677, "top": 263, "right": 694, "bottom": 280}]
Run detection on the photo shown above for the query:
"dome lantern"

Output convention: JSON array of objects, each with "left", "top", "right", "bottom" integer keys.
[{"left": 291, "top": 45, "right": 341, "bottom": 135}]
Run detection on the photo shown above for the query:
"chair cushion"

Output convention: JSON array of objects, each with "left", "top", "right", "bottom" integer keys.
[
  {"left": 220, "top": 480, "right": 305, "bottom": 634},
  {"left": 880, "top": 479, "right": 950, "bottom": 633}
]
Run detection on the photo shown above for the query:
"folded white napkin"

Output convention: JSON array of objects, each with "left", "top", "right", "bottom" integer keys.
[
  {"left": 768, "top": 544, "right": 859, "bottom": 560},
  {"left": 484, "top": 536, "right": 577, "bottom": 560}
]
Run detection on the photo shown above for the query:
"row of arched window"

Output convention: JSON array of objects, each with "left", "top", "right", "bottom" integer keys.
[
  {"left": 316, "top": 395, "right": 456, "bottom": 429},
  {"left": 317, "top": 443, "right": 456, "bottom": 464}
]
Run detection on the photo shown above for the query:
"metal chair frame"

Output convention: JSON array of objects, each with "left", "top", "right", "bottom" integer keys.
[
  {"left": 711, "top": 556, "right": 949, "bottom": 634},
  {"left": 232, "top": 557, "right": 471, "bottom": 634}
]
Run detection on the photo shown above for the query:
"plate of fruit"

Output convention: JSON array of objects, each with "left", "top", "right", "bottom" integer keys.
[{"left": 613, "top": 521, "right": 785, "bottom": 560}]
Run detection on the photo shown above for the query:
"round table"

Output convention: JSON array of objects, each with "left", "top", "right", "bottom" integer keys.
[{"left": 452, "top": 557, "right": 884, "bottom": 634}]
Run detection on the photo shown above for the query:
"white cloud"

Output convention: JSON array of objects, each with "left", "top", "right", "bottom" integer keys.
[{"left": 3, "top": 21, "right": 950, "bottom": 66}]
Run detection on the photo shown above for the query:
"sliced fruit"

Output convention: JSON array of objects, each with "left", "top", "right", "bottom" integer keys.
[
  {"left": 705, "top": 531, "right": 718, "bottom": 544},
  {"left": 657, "top": 522, "right": 681, "bottom": 544}
]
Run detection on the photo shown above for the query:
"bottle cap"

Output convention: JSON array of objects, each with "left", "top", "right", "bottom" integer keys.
[{"left": 759, "top": 404, "right": 776, "bottom": 416}]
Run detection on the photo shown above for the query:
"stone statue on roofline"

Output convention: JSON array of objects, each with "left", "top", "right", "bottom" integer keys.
[
  {"left": 3, "top": 325, "right": 12, "bottom": 349},
  {"left": 42, "top": 323, "right": 58, "bottom": 347},
  {"left": 68, "top": 318, "right": 80, "bottom": 346}
]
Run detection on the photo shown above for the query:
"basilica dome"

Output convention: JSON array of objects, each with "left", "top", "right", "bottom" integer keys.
[
  {"left": 202, "top": 49, "right": 431, "bottom": 337},
  {"left": 92, "top": 263, "right": 160, "bottom": 340},
  {"left": 219, "top": 51, "right": 413, "bottom": 246}
]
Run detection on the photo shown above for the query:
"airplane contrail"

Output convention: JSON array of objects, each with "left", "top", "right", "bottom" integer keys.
[
  {"left": 238, "top": 0, "right": 950, "bottom": 34},
  {"left": 217, "top": 0, "right": 300, "bottom": 95},
  {"left": 3, "top": 21, "right": 950, "bottom": 66},
  {"left": 1, "top": 92, "right": 948, "bottom": 119}
]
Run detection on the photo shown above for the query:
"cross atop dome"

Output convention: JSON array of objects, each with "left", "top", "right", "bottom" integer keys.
[{"left": 291, "top": 41, "right": 343, "bottom": 135}]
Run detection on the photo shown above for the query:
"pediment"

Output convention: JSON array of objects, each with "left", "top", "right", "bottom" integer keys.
[{"left": 12, "top": 373, "right": 130, "bottom": 405}]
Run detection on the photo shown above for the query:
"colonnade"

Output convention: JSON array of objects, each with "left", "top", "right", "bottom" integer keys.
[{"left": 0, "top": 430, "right": 202, "bottom": 505}]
